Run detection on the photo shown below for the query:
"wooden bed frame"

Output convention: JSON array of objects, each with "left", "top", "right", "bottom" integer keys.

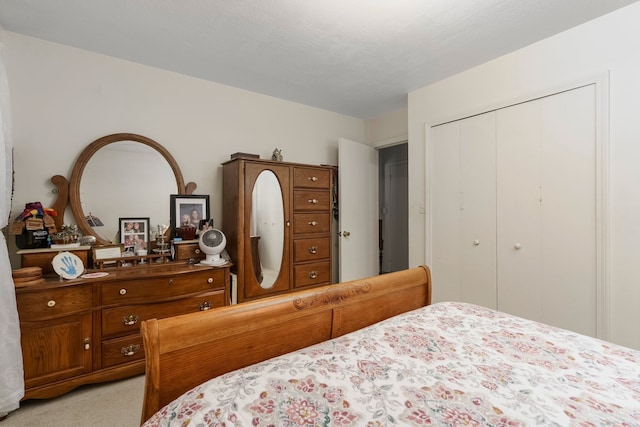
[{"left": 140, "top": 265, "right": 432, "bottom": 424}]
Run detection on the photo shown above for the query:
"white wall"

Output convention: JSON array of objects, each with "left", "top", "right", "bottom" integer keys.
[
  {"left": 2, "top": 31, "right": 366, "bottom": 266},
  {"left": 409, "top": 2, "right": 640, "bottom": 350}
]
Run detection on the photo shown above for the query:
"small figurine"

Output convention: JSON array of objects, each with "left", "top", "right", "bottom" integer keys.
[{"left": 272, "top": 148, "right": 283, "bottom": 162}]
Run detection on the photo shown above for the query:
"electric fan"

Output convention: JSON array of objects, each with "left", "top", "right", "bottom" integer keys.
[{"left": 198, "top": 228, "right": 227, "bottom": 266}]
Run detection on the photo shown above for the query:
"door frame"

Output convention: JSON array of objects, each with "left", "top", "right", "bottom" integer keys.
[{"left": 424, "top": 72, "right": 611, "bottom": 341}]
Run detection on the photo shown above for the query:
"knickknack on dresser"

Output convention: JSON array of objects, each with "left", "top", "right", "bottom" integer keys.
[
  {"left": 14, "top": 133, "right": 230, "bottom": 400},
  {"left": 222, "top": 157, "right": 335, "bottom": 303}
]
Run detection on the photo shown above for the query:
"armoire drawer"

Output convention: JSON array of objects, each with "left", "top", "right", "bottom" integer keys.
[
  {"left": 101, "top": 334, "right": 144, "bottom": 368},
  {"left": 173, "top": 241, "right": 206, "bottom": 261},
  {"left": 101, "top": 290, "right": 226, "bottom": 338},
  {"left": 16, "top": 285, "right": 93, "bottom": 321},
  {"left": 294, "top": 261, "right": 331, "bottom": 288},
  {"left": 293, "top": 190, "right": 331, "bottom": 211},
  {"left": 101, "top": 268, "right": 224, "bottom": 305},
  {"left": 293, "top": 237, "right": 331, "bottom": 263},
  {"left": 293, "top": 213, "right": 331, "bottom": 234},
  {"left": 293, "top": 167, "right": 331, "bottom": 189}
]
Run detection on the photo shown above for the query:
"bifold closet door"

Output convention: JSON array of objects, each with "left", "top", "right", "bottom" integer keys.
[
  {"left": 431, "top": 84, "right": 597, "bottom": 336},
  {"left": 431, "top": 112, "right": 496, "bottom": 307},
  {"left": 496, "top": 85, "right": 596, "bottom": 336}
]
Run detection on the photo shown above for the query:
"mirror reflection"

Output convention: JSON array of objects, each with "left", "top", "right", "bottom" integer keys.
[
  {"left": 250, "top": 170, "right": 284, "bottom": 289},
  {"left": 79, "top": 141, "right": 178, "bottom": 242}
]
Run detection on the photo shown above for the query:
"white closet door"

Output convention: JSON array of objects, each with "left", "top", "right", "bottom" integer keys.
[
  {"left": 431, "top": 123, "right": 462, "bottom": 303},
  {"left": 431, "top": 112, "right": 496, "bottom": 305},
  {"left": 496, "top": 101, "right": 543, "bottom": 321},
  {"left": 460, "top": 113, "right": 497, "bottom": 308},
  {"left": 496, "top": 85, "right": 596, "bottom": 336},
  {"left": 539, "top": 86, "right": 596, "bottom": 335}
]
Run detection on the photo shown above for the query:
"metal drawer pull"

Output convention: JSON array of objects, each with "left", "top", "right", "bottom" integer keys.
[
  {"left": 47, "top": 300, "right": 56, "bottom": 307},
  {"left": 119, "top": 288, "right": 127, "bottom": 295},
  {"left": 308, "top": 198, "right": 318, "bottom": 204},
  {"left": 308, "top": 176, "right": 318, "bottom": 182},
  {"left": 309, "top": 246, "right": 318, "bottom": 254},
  {"left": 195, "top": 249, "right": 201, "bottom": 254},
  {"left": 84, "top": 338, "right": 90, "bottom": 350},
  {"left": 121, "top": 344, "right": 141, "bottom": 357},
  {"left": 199, "top": 301, "right": 212, "bottom": 311},
  {"left": 309, "top": 270, "right": 318, "bottom": 279},
  {"left": 168, "top": 279, "right": 173, "bottom": 285},
  {"left": 308, "top": 221, "right": 318, "bottom": 226},
  {"left": 122, "top": 314, "right": 139, "bottom": 326},
  {"left": 207, "top": 277, "right": 214, "bottom": 284}
]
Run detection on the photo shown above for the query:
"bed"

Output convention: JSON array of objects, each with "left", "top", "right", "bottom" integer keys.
[{"left": 140, "top": 266, "right": 640, "bottom": 426}]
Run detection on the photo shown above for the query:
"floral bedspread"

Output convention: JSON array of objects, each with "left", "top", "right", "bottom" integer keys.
[{"left": 144, "top": 302, "right": 640, "bottom": 426}]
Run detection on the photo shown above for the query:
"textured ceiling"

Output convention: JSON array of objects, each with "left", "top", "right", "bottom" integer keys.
[{"left": 0, "top": 0, "right": 638, "bottom": 119}]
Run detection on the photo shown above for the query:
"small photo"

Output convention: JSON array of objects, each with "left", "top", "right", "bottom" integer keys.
[{"left": 119, "top": 217, "right": 150, "bottom": 252}]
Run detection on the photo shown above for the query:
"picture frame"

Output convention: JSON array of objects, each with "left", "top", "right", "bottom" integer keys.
[
  {"left": 119, "top": 217, "right": 150, "bottom": 253},
  {"left": 92, "top": 244, "right": 125, "bottom": 267},
  {"left": 169, "top": 195, "right": 210, "bottom": 238}
]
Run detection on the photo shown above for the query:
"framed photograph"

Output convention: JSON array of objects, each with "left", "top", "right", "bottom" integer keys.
[
  {"left": 170, "top": 195, "right": 210, "bottom": 237},
  {"left": 119, "top": 217, "right": 150, "bottom": 253}
]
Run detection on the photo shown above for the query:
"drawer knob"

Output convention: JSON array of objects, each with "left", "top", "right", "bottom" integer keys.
[
  {"left": 168, "top": 279, "right": 173, "bottom": 285},
  {"left": 308, "top": 221, "right": 318, "bottom": 226},
  {"left": 121, "top": 344, "right": 141, "bottom": 357},
  {"left": 195, "top": 249, "right": 201, "bottom": 255},
  {"left": 84, "top": 338, "right": 90, "bottom": 350},
  {"left": 207, "top": 277, "right": 214, "bottom": 284},
  {"left": 122, "top": 314, "right": 139, "bottom": 326},
  {"left": 308, "top": 198, "right": 318, "bottom": 204},
  {"left": 119, "top": 288, "right": 127, "bottom": 295},
  {"left": 47, "top": 300, "right": 56, "bottom": 308},
  {"left": 309, "top": 270, "right": 318, "bottom": 279},
  {"left": 309, "top": 246, "right": 318, "bottom": 254},
  {"left": 308, "top": 176, "right": 318, "bottom": 182},
  {"left": 199, "top": 301, "right": 212, "bottom": 311}
]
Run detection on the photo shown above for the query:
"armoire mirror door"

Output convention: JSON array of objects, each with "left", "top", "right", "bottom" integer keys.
[{"left": 242, "top": 162, "right": 291, "bottom": 299}]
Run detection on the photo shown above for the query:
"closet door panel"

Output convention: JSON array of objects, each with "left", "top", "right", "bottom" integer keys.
[
  {"left": 460, "top": 112, "right": 497, "bottom": 308},
  {"left": 430, "top": 123, "right": 462, "bottom": 303},
  {"left": 540, "top": 85, "right": 596, "bottom": 336},
  {"left": 496, "top": 101, "right": 543, "bottom": 321}
]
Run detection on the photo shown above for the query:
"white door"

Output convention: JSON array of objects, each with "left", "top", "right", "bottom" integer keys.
[
  {"left": 430, "top": 112, "right": 497, "bottom": 306},
  {"left": 430, "top": 85, "right": 597, "bottom": 337},
  {"left": 497, "top": 86, "right": 596, "bottom": 335},
  {"left": 338, "top": 137, "right": 378, "bottom": 282}
]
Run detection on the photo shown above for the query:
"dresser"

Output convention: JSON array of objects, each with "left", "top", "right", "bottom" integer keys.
[
  {"left": 15, "top": 262, "right": 230, "bottom": 399},
  {"left": 222, "top": 158, "right": 334, "bottom": 302}
]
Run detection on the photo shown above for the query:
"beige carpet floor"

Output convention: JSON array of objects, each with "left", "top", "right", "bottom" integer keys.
[{"left": 2, "top": 374, "right": 144, "bottom": 427}]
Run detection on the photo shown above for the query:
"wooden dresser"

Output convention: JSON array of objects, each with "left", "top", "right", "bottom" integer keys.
[
  {"left": 222, "top": 157, "right": 334, "bottom": 302},
  {"left": 15, "top": 262, "right": 230, "bottom": 400}
]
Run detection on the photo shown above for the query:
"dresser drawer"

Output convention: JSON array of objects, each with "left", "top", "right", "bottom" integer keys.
[
  {"left": 100, "top": 268, "right": 224, "bottom": 305},
  {"left": 293, "top": 213, "right": 331, "bottom": 234},
  {"left": 101, "top": 334, "right": 145, "bottom": 368},
  {"left": 293, "top": 190, "right": 331, "bottom": 211},
  {"left": 101, "top": 290, "right": 226, "bottom": 338},
  {"left": 294, "top": 261, "right": 331, "bottom": 288},
  {"left": 17, "top": 285, "right": 93, "bottom": 321},
  {"left": 293, "top": 237, "right": 331, "bottom": 263},
  {"left": 173, "top": 241, "right": 206, "bottom": 261},
  {"left": 293, "top": 167, "right": 331, "bottom": 189}
]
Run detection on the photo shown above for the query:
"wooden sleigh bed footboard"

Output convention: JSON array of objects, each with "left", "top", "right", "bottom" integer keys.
[{"left": 140, "top": 265, "right": 432, "bottom": 423}]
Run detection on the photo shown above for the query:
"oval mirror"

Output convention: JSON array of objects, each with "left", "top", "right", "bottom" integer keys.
[
  {"left": 250, "top": 170, "right": 284, "bottom": 289},
  {"left": 69, "top": 133, "right": 187, "bottom": 246}
]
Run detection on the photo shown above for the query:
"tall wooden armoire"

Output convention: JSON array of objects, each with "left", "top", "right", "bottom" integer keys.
[{"left": 222, "top": 157, "right": 334, "bottom": 302}]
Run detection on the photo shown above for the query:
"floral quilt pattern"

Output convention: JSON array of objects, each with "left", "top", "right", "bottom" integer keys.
[{"left": 144, "top": 302, "right": 640, "bottom": 426}]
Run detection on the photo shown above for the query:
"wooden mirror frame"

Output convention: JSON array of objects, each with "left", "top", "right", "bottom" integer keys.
[{"left": 62, "top": 133, "right": 195, "bottom": 246}]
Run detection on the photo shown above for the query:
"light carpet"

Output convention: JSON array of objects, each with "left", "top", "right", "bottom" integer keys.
[{"left": 2, "top": 375, "right": 144, "bottom": 427}]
